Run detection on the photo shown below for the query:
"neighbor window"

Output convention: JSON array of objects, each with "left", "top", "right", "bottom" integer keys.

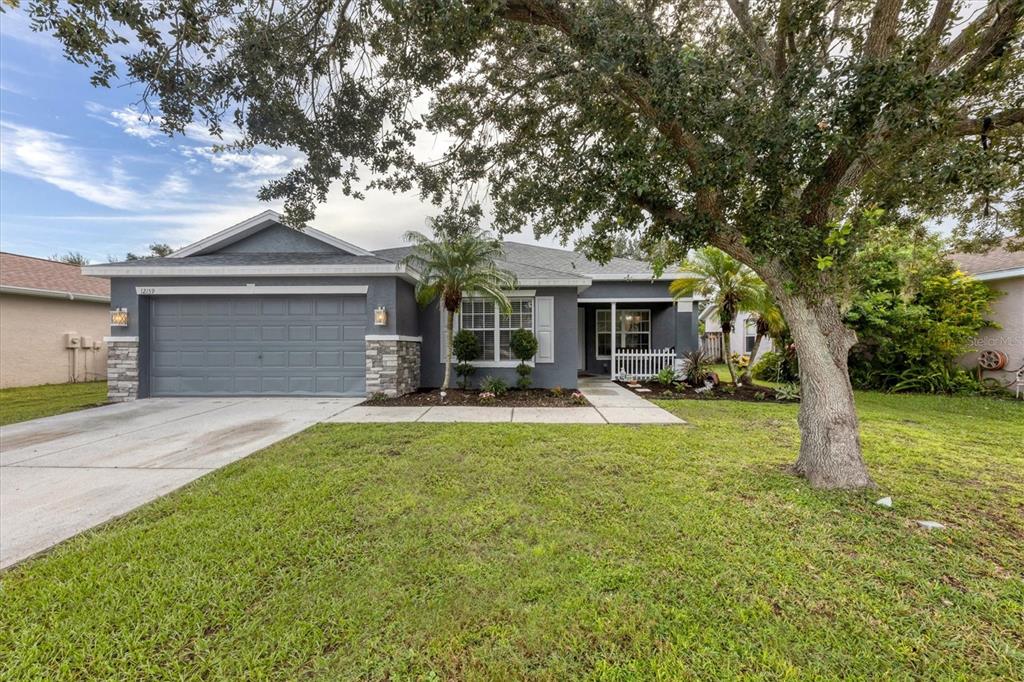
[
  {"left": 460, "top": 297, "right": 534, "bottom": 362},
  {"left": 596, "top": 309, "right": 651, "bottom": 358},
  {"left": 745, "top": 319, "right": 757, "bottom": 353}
]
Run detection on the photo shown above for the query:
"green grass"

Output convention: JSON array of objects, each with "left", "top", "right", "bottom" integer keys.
[
  {"left": 0, "top": 381, "right": 107, "bottom": 426},
  {"left": 2, "top": 393, "right": 1022, "bottom": 679}
]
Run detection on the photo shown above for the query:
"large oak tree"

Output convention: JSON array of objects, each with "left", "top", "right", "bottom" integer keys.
[{"left": 24, "top": 0, "right": 1023, "bottom": 488}]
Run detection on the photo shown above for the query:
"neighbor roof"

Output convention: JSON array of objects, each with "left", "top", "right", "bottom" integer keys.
[
  {"left": 0, "top": 252, "right": 110, "bottom": 301},
  {"left": 950, "top": 241, "right": 1024, "bottom": 281}
]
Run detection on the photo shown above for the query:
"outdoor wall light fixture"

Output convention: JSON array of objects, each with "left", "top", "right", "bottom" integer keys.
[
  {"left": 110, "top": 308, "right": 129, "bottom": 327},
  {"left": 373, "top": 306, "right": 387, "bottom": 326}
]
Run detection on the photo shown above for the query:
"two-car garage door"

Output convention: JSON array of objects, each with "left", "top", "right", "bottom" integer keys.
[{"left": 150, "top": 295, "right": 366, "bottom": 396}]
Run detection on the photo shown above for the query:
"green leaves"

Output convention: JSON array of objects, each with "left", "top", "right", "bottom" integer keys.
[{"left": 28, "top": 0, "right": 1023, "bottom": 298}]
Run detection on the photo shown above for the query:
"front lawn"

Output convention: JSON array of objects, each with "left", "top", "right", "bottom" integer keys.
[
  {"left": 1, "top": 393, "right": 1021, "bottom": 679},
  {"left": 0, "top": 381, "right": 107, "bottom": 426}
]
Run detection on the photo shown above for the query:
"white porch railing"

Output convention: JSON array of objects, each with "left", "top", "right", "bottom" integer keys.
[{"left": 613, "top": 348, "right": 676, "bottom": 381}]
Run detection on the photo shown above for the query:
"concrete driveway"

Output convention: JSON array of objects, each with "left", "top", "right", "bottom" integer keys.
[{"left": 0, "top": 397, "right": 359, "bottom": 569}]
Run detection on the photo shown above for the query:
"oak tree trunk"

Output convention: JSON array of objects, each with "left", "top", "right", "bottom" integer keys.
[{"left": 775, "top": 292, "right": 874, "bottom": 489}]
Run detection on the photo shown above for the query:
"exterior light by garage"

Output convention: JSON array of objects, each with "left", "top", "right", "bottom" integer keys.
[
  {"left": 110, "top": 308, "right": 129, "bottom": 327},
  {"left": 373, "top": 305, "right": 388, "bottom": 326}
]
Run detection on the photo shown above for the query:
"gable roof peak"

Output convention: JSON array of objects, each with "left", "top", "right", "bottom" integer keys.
[{"left": 170, "top": 210, "right": 375, "bottom": 259}]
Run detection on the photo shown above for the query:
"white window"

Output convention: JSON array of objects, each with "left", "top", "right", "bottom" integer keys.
[
  {"left": 460, "top": 297, "right": 534, "bottom": 362},
  {"left": 745, "top": 318, "right": 757, "bottom": 353},
  {"left": 596, "top": 309, "right": 651, "bottom": 358}
]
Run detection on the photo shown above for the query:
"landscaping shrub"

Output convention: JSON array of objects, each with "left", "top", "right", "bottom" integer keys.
[
  {"left": 730, "top": 352, "right": 751, "bottom": 370},
  {"left": 452, "top": 330, "right": 480, "bottom": 389},
  {"left": 655, "top": 366, "right": 677, "bottom": 386},
  {"left": 681, "top": 349, "right": 714, "bottom": 386},
  {"left": 775, "top": 383, "right": 801, "bottom": 401},
  {"left": 509, "top": 328, "right": 538, "bottom": 389},
  {"left": 845, "top": 228, "right": 998, "bottom": 393},
  {"left": 480, "top": 375, "right": 508, "bottom": 396},
  {"left": 751, "top": 348, "right": 799, "bottom": 383}
]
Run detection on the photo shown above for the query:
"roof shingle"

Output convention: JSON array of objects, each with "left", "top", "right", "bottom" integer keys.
[
  {"left": 375, "top": 241, "right": 670, "bottom": 281},
  {"left": 0, "top": 252, "right": 110, "bottom": 298},
  {"left": 950, "top": 242, "right": 1024, "bottom": 277}
]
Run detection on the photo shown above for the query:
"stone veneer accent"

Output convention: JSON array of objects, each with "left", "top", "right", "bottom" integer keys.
[
  {"left": 365, "top": 337, "right": 421, "bottom": 397},
  {"left": 106, "top": 337, "right": 139, "bottom": 402}
]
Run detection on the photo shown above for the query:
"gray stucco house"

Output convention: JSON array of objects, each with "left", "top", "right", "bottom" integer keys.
[{"left": 85, "top": 210, "right": 700, "bottom": 401}]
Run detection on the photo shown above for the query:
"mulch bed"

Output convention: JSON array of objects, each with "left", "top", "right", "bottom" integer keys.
[
  {"left": 616, "top": 380, "right": 798, "bottom": 403},
  {"left": 364, "top": 388, "right": 591, "bottom": 407}
]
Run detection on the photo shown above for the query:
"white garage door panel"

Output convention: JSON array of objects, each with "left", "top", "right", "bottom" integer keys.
[{"left": 149, "top": 294, "right": 366, "bottom": 396}]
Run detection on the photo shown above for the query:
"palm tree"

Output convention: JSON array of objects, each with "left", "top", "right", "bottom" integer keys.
[
  {"left": 402, "top": 227, "right": 517, "bottom": 394},
  {"left": 669, "top": 247, "right": 761, "bottom": 384},
  {"left": 739, "top": 285, "right": 786, "bottom": 382}
]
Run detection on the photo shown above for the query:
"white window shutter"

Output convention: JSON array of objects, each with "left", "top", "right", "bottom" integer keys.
[{"left": 535, "top": 296, "right": 554, "bottom": 363}]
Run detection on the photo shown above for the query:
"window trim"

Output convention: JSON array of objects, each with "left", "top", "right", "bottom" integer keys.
[
  {"left": 595, "top": 308, "right": 651, "bottom": 360},
  {"left": 458, "top": 296, "right": 536, "bottom": 365}
]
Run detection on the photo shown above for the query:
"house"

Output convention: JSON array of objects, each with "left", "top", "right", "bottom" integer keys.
[
  {"left": 83, "top": 211, "right": 702, "bottom": 401},
  {"left": 0, "top": 252, "right": 111, "bottom": 388},
  {"left": 698, "top": 307, "right": 774, "bottom": 364},
  {"left": 951, "top": 242, "right": 1024, "bottom": 385}
]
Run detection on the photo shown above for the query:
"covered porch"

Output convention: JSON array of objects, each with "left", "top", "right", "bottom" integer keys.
[{"left": 576, "top": 298, "right": 701, "bottom": 381}]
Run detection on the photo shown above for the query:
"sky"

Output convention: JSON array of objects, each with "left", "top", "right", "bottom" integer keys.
[{"left": 0, "top": 10, "right": 563, "bottom": 263}]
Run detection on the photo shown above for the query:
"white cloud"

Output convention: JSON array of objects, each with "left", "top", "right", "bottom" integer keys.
[
  {"left": 0, "top": 121, "right": 195, "bottom": 210},
  {"left": 183, "top": 145, "right": 305, "bottom": 190},
  {"left": 0, "top": 121, "right": 141, "bottom": 209},
  {"left": 108, "top": 106, "right": 164, "bottom": 140},
  {"left": 156, "top": 172, "right": 190, "bottom": 196},
  {"left": 0, "top": 9, "right": 62, "bottom": 52}
]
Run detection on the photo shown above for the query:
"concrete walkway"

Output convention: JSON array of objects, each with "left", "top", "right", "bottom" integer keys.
[
  {"left": 327, "top": 378, "right": 684, "bottom": 424},
  {"left": 0, "top": 397, "right": 359, "bottom": 569}
]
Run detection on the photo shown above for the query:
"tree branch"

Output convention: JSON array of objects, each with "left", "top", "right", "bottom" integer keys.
[
  {"left": 863, "top": 0, "right": 905, "bottom": 60},
  {"left": 916, "top": 0, "right": 954, "bottom": 71},
  {"left": 928, "top": 0, "right": 1005, "bottom": 75},
  {"left": 953, "top": 3, "right": 1022, "bottom": 82},
  {"left": 726, "top": 0, "right": 777, "bottom": 77},
  {"left": 499, "top": 1, "right": 706, "bottom": 173},
  {"left": 952, "top": 108, "right": 1024, "bottom": 135},
  {"left": 773, "top": 0, "right": 791, "bottom": 77}
]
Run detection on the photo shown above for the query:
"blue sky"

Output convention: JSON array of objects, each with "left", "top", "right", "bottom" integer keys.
[{"left": 0, "top": 10, "right": 565, "bottom": 262}]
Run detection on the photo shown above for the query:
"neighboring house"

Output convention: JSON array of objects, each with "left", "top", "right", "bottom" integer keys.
[
  {"left": 0, "top": 252, "right": 111, "bottom": 388},
  {"left": 699, "top": 307, "right": 774, "bottom": 364},
  {"left": 83, "top": 210, "right": 701, "bottom": 401},
  {"left": 951, "top": 242, "right": 1024, "bottom": 385}
]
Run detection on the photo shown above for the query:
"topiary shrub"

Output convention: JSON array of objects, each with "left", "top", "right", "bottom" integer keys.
[
  {"left": 509, "top": 328, "right": 539, "bottom": 389},
  {"left": 452, "top": 329, "right": 480, "bottom": 389}
]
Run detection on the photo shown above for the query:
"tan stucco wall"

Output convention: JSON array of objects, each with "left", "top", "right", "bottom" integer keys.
[
  {"left": 0, "top": 294, "right": 109, "bottom": 388},
  {"left": 960, "top": 275, "right": 1024, "bottom": 387}
]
